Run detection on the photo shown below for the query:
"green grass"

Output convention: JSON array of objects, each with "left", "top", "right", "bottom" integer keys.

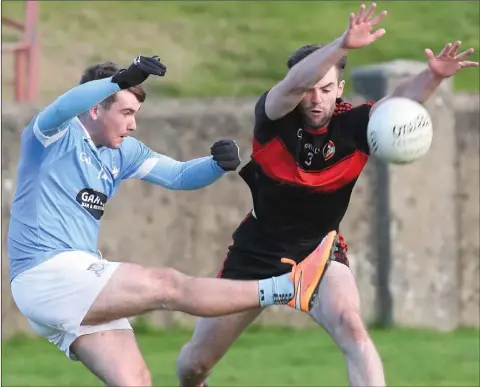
[
  {"left": 2, "top": 326, "right": 479, "bottom": 386},
  {"left": 1, "top": 1, "right": 479, "bottom": 101}
]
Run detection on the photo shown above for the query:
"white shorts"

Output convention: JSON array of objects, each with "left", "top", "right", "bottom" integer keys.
[{"left": 10, "top": 250, "right": 132, "bottom": 360}]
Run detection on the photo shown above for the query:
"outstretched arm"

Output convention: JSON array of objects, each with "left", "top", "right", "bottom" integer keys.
[
  {"left": 265, "top": 3, "right": 387, "bottom": 120},
  {"left": 370, "top": 41, "right": 479, "bottom": 117},
  {"left": 123, "top": 138, "right": 240, "bottom": 190},
  {"left": 265, "top": 39, "right": 348, "bottom": 121},
  {"left": 134, "top": 154, "right": 227, "bottom": 190},
  {"left": 36, "top": 54, "right": 168, "bottom": 137},
  {"left": 37, "top": 77, "right": 120, "bottom": 136}
]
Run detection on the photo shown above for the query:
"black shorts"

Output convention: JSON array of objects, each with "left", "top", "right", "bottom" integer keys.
[{"left": 217, "top": 212, "right": 350, "bottom": 280}]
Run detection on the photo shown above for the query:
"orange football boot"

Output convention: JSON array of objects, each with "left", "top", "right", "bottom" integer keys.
[{"left": 281, "top": 230, "right": 337, "bottom": 312}]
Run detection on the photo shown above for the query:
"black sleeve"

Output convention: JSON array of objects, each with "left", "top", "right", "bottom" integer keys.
[
  {"left": 342, "top": 102, "right": 375, "bottom": 155},
  {"left": 253, "top": 90, "right": 298, "bottom": 144}
]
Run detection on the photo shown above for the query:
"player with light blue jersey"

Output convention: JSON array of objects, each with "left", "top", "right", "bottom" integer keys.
[
  {"left": 7, "top": 55, "right": 333, "bottom": 386},
  {"left": 8, "top": 76, "right": 232, "bottom": 281}
]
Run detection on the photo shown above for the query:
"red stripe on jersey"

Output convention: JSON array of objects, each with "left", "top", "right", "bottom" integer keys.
[{"left": 252, "top": 137, "right": 368, "bottom": 192}]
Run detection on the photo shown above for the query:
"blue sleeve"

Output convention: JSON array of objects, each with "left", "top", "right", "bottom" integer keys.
[
  {"left": 36, "top": 77, "right": 121, "bottom": 137},
  {"left": 120, "top": 137, "right": 226, "bottom": 190}
]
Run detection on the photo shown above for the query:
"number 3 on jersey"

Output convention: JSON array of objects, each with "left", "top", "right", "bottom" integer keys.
[{"left": 304, "top": 151, "right": 314, "bottom": 166}]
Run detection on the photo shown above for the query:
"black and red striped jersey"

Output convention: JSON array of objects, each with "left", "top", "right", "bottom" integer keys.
[{"left": 238, "top": 91, "right": 375, "bottom": 243}]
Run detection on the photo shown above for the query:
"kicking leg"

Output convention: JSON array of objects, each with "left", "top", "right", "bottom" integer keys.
[
  {"left": 71, "top": 329, "right": 151, "bottom": 387},
  {"left": 83, "top": 263, "right": 264, "bottom": 324},
  {"left": 309, "top": 261, "right": 385, "bottom": 386},
  {"left": 82, "top": 232, "right": 335, "bottom": 325},
  {"left": 175, "top": 309, "right": 262, "bottom": 386}
]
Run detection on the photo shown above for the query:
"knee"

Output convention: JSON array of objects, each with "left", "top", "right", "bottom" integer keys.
[
  {"left": 176, "top": 342, "right": 214, "bottom": 380},
  {"left": 115, "top": 366, "right": 152, "bottom": 386},
  {"left": 148, "top": 267, "right": 185, "bottom": 307},
  {"left": 336, "top": 309, "right": 369, "bottom": 347}
]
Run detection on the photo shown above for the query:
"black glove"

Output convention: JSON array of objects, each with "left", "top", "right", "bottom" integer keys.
[
  {"left": 211, "top": 139, "right": 241, "bottom": 171},
  {"left": 112, "top": 55, "right": 167, "bottom": 89}
]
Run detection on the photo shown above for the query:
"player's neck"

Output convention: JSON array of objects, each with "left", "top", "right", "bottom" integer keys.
[
  {"left": 78, "top": 116, "right": 104, "bottom": 148},
  {"left": 304, "top": 120, "right": 330, "bottom": 134}
]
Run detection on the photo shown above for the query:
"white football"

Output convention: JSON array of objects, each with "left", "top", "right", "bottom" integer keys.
[{"left": 367, "top": 97, "right": 433, "bottom": 164}]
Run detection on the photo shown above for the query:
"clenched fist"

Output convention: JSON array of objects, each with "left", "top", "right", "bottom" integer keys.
[
  {"left": 211, "top": 139, "right": 241, "bottom": 171},
  {"left": 112, "top": 55, "right": 167, "bottom": 89}
]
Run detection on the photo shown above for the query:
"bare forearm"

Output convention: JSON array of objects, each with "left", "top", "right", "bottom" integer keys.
[
  {"left": 286, "top": 38, "right": 348, "bottom": 91},
  {"left": 389, "top": 68, "right": 444, "bottom": 104},
  {"left": 265, "top": 38, "right": 348, "bottom": 119}
]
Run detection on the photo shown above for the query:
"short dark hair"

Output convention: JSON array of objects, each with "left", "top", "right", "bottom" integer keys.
[
  {"left": 79, "top": 61, "right": 146, "bottom": 109},
  {"left": 287, "top": 44, "right": 347, "bottom": 80}
]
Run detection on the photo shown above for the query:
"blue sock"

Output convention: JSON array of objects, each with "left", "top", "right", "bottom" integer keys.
[{"left": 258, "top": 273, "right": 294, "bottom": 307}]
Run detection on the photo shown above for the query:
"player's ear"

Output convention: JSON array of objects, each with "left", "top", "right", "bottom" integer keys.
[
  {"left": 89, "top": 105, "right": 100, "bottom": 120},
  {"left": 337, "top": 80, "right": 345, "bottom": 98}
]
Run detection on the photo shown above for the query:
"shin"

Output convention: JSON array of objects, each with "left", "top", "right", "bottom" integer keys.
[
  {"left": 176, "top": 310, "right": 262, "bottom": 386},
  {"left": 309, "top": 262, "right": 386, "bottom": 387}
]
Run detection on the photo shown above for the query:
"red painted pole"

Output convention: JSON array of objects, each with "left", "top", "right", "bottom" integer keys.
[
  {"left": 14, "top": 50, "right": 25, "bottom": 102},
  {"left": 1, "top": 1, "right": 40, "bottom": 102}
]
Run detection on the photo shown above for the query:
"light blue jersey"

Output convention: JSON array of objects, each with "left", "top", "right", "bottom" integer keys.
[{"left": 7, "top": 77, "right": 227, "bottom": 281}]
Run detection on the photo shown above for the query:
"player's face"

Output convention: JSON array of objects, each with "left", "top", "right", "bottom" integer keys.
[
  {"left": 298, "top": 67, "right": 345, "bottom": 130},
  {"left": 96, "top": 90, "right": 142, "bottom": 149}
]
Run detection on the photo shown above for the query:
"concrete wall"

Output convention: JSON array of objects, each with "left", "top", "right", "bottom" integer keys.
[{"left": 1, "top": 63, "right": 479, "bottom": 337}]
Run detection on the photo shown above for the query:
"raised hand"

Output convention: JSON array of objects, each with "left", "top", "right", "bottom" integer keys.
[
  {"left": 340, "top": 3, "right": 387, "bottom": 50},
  {"left": 112, "top": 55, "right": 167, "bottom": 90},
  {"left": 425, "top": 41, "right": 479, "bottom": 79}
]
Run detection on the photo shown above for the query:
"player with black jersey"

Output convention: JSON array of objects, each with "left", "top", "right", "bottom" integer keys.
[{"left": 176, "top": 3, "right": 479, "bottom": 386}]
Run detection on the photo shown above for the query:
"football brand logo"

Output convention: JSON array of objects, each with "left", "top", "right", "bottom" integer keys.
[{"left": 87, "top": 262, "right": 106, "bottom": 277}]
